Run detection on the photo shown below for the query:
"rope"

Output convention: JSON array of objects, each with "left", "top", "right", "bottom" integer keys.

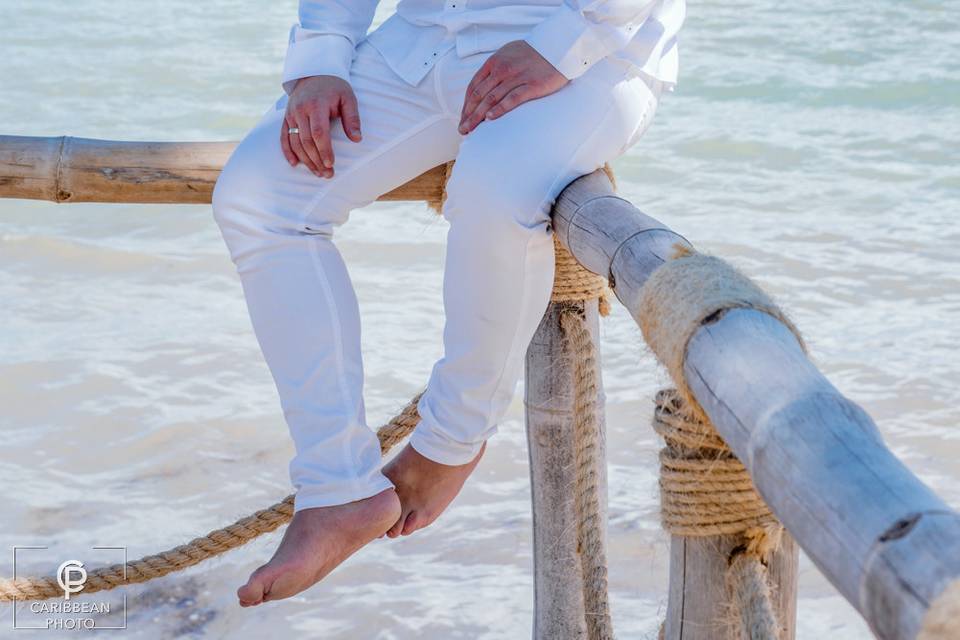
[
  {"left": 553, "top": 237, "right": 610, "bottom": 316},
  {"left": 653, "top": 388, "right": 783, "bottom": 640},
  {"left": 638, "top": 245, "right": 806, "bottom": 424},
  {"left": 727, "top": 553, "right": 781, "bottom": 640},
  {"left": 653, "top": 389, "right": 777, "bottom": 538},
  {"left": 638, "top": 246, "right": 805, "bottom": 637},
  {"left": 561, "top": 305, "right": 614, "bottom": 640},
  {"left": 0, "top": 394, "right": 423, "bottom": 603}
]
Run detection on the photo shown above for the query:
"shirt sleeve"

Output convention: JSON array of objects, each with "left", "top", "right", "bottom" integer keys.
[
  {"left": 281, "top": 0, "right": 380, "bottom": 94},
  {"left": 522, "top": 0, "right": 661, "bottom": 80}
]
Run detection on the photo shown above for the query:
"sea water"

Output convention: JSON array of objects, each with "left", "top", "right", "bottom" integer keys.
[{"left": 1, "top": 1, "right": 958, "bottom": 637}]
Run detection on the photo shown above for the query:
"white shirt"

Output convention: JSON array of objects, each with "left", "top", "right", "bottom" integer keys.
[{"left": 281, "top": 0, "right": 685, "bottom": 94}]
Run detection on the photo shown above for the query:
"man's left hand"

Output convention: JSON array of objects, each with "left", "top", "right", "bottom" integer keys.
[{"left": 459, "top": 40, "right": 569, "bottom": 135}]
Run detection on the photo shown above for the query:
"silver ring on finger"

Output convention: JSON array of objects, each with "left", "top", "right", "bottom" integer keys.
[{"left": 288, "top": 127, "right": 300, "bottom": 135}]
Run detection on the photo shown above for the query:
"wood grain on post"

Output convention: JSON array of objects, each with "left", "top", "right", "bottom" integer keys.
[
  {"left": 683, "top": 310, "right": 960, "bottom": 640},
  {"left": 0, "top": 135, "right": 445, "bottom": 204},
  {"left": 664, "top": 534, "right": 798, "bottom": 640},
  {"left": 525, "top": 299, "right": 607, "bottom": 639}
]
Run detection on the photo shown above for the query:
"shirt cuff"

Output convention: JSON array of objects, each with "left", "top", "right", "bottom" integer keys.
[
  {"left": 522, "top": 4, "right": 609, "bottom": 80},
  {"left": 282, "top": 26, "right": 355, "bottom": 95}
]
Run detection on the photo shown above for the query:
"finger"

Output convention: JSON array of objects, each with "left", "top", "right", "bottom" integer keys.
[
  {"left": 280, "top": 115, "right": 298, "bottom": 166},
  {"left": 460, "top": 62, "right": 493, "bottom": 121},
  {"left": 295, "top": 112, "right": 325, "bottom": 176},
  {"left": 309, "top": 112, "right": 335, "bottom": 173},
  {"left": 484, "top": 84, "right": 530, "bottom": 121},
  {"left": 460, "top": 73, "right": 502, "bottom": 130},
  {"left": 339, "top": 91, "right": 362, "bottom": 142},
  {"left": 288, "top": 127, "right": 320, "bottom": 176},
  {"left": 460, "top": 81, "right": 515, "bottom": 134}
]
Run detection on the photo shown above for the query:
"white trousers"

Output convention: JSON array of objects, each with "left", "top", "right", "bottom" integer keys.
[{"left": 212, "top": 33, "right": 662, "bottom": 512}]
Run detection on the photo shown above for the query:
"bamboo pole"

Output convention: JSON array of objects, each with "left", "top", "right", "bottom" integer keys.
[
  {"left": 552, "top": 170, "right": 960, "bottom": 639},
  {"left": 0, "top": 135, "right": 445, "bottom": 204},
  {"left": 525, "top": 299, "right": 607, "bottom": 639}
]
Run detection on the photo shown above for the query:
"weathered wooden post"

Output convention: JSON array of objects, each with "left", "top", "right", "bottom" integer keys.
[
  {"left": 525, "top": 299, "right": 606, "bottom": 639},
  {"left": 663, "top": 513, "right": 798, "bottom": 639}
]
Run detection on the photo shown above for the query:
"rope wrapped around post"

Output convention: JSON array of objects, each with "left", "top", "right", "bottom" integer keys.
[
  {"left": 640, "top": 245, "right": 806, "bottom": 640},
  {"left": 2, "top": 162, "right": 618, "bottom": 640}
]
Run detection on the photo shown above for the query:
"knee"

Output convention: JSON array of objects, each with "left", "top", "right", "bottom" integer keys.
[
  {"left": 211, "top": 143, "right": 264, "bottom": 236},
  {"left": 442, "top": 159, "right": 553, "bottom": 235}
]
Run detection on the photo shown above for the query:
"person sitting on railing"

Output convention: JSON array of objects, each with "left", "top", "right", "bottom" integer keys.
[{"left": 210, "top": 0, "right": 685, "bottom": 607}]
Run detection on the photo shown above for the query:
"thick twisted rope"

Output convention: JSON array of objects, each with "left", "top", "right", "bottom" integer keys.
[
  {"left": 653, "top": 389, "right": 778, "bottom": 538},
  {"left": 639, "top": 246, "right": 807, "bottom": 639},
  {"left": 0, "top": 394, "right": 424, "bottom": 602},
  {"left": 560, "top": 305, "right": 614, "bottom": 640},
  {"left": 653, "top": 388, "right": 782, "bottom": 640}
]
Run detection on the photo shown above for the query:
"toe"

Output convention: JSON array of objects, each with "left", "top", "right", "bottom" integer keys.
[
  {"left": 401, "top": 510, "right": 423, "bottom": 536},
  {"left": 386, "top": 514, "right": 405, "bottom": 539},
  {"left": 237, "top": 567, "right": 269, "bottom": 606}
]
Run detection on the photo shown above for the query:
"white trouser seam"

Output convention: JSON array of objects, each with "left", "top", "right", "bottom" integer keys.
[
  {"left": 478, "top": 95, "right": 621, "bottom": 431},
  {"left": 305, "top": 237, "right": 359, "bottom": 479},
  {"left": 433, "top": 49, "right": 457, "bottom": 121}
]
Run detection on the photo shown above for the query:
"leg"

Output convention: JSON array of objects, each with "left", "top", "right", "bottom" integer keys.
[
  {"left": 385, "top": 59, "right": 664, "bottom": 537},
  {"left": 212, "top": 39, "right": 462, "bottom": 604}
]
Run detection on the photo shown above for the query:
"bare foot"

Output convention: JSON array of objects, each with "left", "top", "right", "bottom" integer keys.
[
  {"left": 237, "top": 488, "right": 400, "bottom": 607},
  {"left": 381, "top": 443, "right": 485, "bottom": 538}
]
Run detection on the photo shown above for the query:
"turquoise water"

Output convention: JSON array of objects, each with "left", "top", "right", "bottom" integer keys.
[{"left": 1, "top": 1, "right": 958, "bottom": 637}]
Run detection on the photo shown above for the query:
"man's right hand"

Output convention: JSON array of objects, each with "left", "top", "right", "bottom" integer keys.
[{"left": 282, "top": 75, "right": 363, "bottom": 179}]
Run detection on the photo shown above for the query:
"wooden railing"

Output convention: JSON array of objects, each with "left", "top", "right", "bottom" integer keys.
[{"left": 3, "top": 135, "right": 959, "bottom": 640}]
